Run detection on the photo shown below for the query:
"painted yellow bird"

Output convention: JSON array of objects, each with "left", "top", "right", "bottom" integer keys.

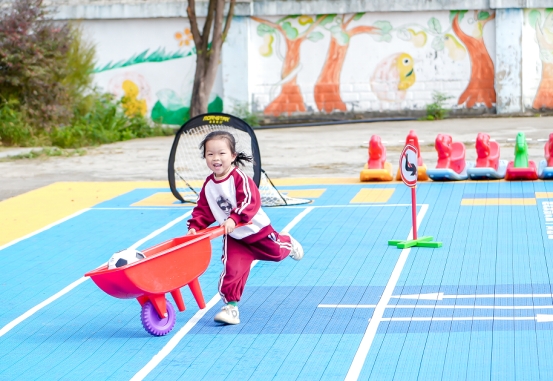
[
  {"left": 370, "top": 53, "right": 416, "bottom": 103},
  {"left": 121, "top": 80, "right": 147, "bottom": 117}
]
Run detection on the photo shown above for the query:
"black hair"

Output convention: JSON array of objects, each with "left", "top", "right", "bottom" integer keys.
[{"left": 199, "top": 130, "right": 253, "bottom": 167}]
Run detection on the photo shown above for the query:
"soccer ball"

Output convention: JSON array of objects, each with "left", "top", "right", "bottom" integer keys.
[{"left": 108, "top": 248, "right": 146, "bottom": 269}]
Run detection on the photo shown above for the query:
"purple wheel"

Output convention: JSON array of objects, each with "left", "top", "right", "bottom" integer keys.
[{"left": 140, "top": 299, "right": 176, "bottom": 336}]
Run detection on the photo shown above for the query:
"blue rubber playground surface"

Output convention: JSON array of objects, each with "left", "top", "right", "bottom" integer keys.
[{"left": 2, "top": 179, "right": 553, "bottom": 380}]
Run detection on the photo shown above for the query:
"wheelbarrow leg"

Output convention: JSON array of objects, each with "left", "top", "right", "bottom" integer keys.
[
  {"left": 137, "top": 295, "right": 149, "bottom": 307},
  {"left": 188, "top": 278, "right": 206, "bottom": 309},
  {"left": 170, "top": 289, "right": 186, "bottom": 312},
  {"left": 148, "top": 294, "right": 168, "bottom": 319}
]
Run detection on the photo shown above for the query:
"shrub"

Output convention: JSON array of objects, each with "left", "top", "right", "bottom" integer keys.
[
  {"left": 422, "top": 91, "right": 452, "bottom": 121},
  {"left": 0, "top": 0, "right": 73, "bottom": 130},
  {"left": 0, "top": 101, "right": 33, "bottom": 146},
  {"left": 0, "top": 0, "right": 174, "bottom": 149},
  {"left": 50, "top": 94, "right": 174, "bottom": 149}
]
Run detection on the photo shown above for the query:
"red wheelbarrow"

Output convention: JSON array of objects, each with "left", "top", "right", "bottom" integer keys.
[{"left": 85, "top": 225, "right": 232, "bottom": 336}]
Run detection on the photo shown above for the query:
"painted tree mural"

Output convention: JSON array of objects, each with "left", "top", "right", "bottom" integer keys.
[
  {"left": 314, "top": 14, "right": 382, "bottom": 113},
  {"left": 450, "top": 10, "right": 496, "bottom": 108},
  {"left": 253, "top": 15, "right": 329, "bottom": 116},
  {"left": 529, "top": 9, "right": 553, "bottom": 109}
]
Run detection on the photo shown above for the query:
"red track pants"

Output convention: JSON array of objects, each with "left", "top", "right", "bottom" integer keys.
[{"left": 219, "top": 228, "right": 292, "bottom": 303}]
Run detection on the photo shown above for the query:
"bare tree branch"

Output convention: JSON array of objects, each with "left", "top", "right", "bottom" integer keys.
[
  {"left": 187, "top": 0, "right": 202, "bottom": 48},
  {"left": 222, "top": 0, "right": 236, "bottom": 42},
  {"left": 201, "top": 0, "right": 217, "bottom": 51}
]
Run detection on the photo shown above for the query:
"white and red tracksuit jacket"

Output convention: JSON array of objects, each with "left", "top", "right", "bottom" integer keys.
[
  {"left": 186, "top": 167, "right": 272, "bottom": 242},
  {"left": 187, "top": 167, "right": 293, "bottom": 303}
]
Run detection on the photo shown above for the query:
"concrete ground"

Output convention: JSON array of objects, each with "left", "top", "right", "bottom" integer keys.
[{"left": 1, "top": 116, "right": 552, "bottom": 201}]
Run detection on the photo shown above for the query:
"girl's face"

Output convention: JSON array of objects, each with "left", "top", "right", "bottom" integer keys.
[{"left": 204, "top": 138, "right": 237, "bottom": 178}]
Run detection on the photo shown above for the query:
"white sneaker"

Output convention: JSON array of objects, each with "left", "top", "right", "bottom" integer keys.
[
  {"left": 214, "top": 304, "right": 240, "bottom": 325},
  {"left": 284, "top": 234, "right": 304, "bottom": 261}
]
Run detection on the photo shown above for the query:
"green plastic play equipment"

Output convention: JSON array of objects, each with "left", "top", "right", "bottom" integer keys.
[{"left": 514, "top": 132, "right": 529, "bottom": 168}]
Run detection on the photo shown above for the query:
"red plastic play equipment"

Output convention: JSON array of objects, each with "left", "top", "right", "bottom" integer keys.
[
  {"left": 475, "top": 132, "right": 500, "bottom": 170},
  {"left": 368, "top": 135, "right": 387, "bottom": 169},
  {"left": 360, "top": 135, "right": 393, "bottom": 181},
  {"left": 85, "top": 225, "right": 235, "bottom": 336},
  {"left": 395, "top": 130, "right": 428, "bottom": 180},
  {"left": 545, "top": 133, "right": 553, "bottom": 167},
  {"left": 539, "top": 133, "right": 553, "bottom": 179},
  {"left": 435, "top": 134, "right": 466, "bottom": 174},
  {"left": 467, "top": 132, "right": 507, "bottom": 180},
  {"left": 505, "top": 132, "right": 538, "bottom": 180}
]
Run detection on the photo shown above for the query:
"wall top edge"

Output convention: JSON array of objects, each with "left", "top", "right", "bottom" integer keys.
[{"left": 47, "top": 0, "right": 547, "bottom": 20}]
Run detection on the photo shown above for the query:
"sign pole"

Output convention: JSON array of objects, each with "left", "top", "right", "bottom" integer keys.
[
  {"left": 411, "top": 186, "right": 417, "bottom": 240},
  {"left": 388, "top": 144, "right": 441, "bottom": 249}
]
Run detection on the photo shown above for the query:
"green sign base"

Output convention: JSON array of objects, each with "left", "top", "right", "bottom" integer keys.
[{"left": 388, "top": 236, "right": 442, "bottom": 249}]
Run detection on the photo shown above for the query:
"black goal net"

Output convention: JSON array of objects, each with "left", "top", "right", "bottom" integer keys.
[{"left": 168, "top": 113, "right": 311, "bottom": 207}]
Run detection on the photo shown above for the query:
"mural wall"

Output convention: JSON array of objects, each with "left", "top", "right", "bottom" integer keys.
[
  {"left": 80, "top": 9, "right": 553, "bottom": 122},
  {"left": 523, "top": 9, "right": 553, "bottom": 111},
  {"left": 250, "top": 11, "right": 496, "bottom": 116},
  {"left": 82, "top": 18, "right": 224, "bottom": 126}
]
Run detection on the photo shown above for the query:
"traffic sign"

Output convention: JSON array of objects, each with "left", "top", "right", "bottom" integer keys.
[{"left": 400, "top": 144, "right": 418, "bottom": 187}]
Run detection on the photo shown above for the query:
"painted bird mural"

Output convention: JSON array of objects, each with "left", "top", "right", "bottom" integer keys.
[{"left": 370, "top": 53, "right": 416, "bottom": 106}]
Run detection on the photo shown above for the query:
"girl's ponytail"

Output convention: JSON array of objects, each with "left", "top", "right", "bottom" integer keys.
[{"left": 233, "top": 151, "right": 253, "bottom": 167}]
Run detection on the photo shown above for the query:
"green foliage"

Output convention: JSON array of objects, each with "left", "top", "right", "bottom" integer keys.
[
  {"left": 1, "top": 147, "right": 86, "bottom": 161},
  {"left": 0, "top": 101, "right": 36, "bottom": 146},
  {"left": 50, "top": 94, "right": 174, "bottom": 149},
  {"left": 421, "top": 92, "right": 452, "bottom": 121},
  {"left": 0, "top": 0, "right": 73, "bottom": 130},
  {"left": 230, "top": 102, "right": 260, "bottom": 127},
  {"left": 0, "top": 0, "right": 174, "bottom": 150},
  {"left": 64, "top": 26, "right": 96, "bottom": 96}
]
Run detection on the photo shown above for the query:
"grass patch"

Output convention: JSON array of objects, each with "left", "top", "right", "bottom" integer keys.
[{"left": 0, "top": 147, "right": 87, "bottom": 161}]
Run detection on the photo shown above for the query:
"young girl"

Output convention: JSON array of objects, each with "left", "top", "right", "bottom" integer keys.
[{"left": 187, "top": 130, "right": 303, "bottom": 325}]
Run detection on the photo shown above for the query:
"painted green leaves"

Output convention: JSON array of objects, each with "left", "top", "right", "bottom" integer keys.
[
  {"left": 450, "top": 10, "right": 468, "bottom": 23},
  {"left": 428, "top": 17, "right": 442, "bottom": 34},
  {"left": 372, "top": 21, "right": 392, "bottom": 42},
  {"left": 257, "top": 23, "right": 275, "bottom": 36}
]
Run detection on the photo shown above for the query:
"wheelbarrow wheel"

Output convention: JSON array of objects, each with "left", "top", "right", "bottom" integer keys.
[{"left": 141, "top": 299, "right": 176, "bottom": 336}]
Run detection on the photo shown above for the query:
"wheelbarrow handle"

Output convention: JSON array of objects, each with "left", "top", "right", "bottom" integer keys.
[{"left": 201, "top": 222, "right": 252, "bottom": 240}]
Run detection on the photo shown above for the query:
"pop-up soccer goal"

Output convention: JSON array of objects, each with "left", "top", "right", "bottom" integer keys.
[{"left": 168, "top": 113, "right": 311, "bottom": 207}]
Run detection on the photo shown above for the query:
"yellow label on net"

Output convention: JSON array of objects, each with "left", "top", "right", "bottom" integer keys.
[{"left": 203, "top": 115, "right": 230, "bottom": 124}]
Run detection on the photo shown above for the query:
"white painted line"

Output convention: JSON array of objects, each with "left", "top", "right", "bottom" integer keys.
[
  {"left": 130, "top": 293, "right": 221, "bottom": 381},
  {"left": 0, "top": 211, "right": 192, "bottom": 338},
  {"left": 319, "top": 304, "right": 377, "bottom": 308},
  {"left": 319, "top": 304, "right": 553, "bottom": 310},
  {"left": 95, "top": 204, "right": 417, "bottom": 210},
  {"left": 345, "top": 204, "right": 429, "bottom": 381},
  {"left": 128, "top": 211, "right": 192, "bottom": 250},
  {"left": 0, "top": 208, "right": 91, "bottom": 252},
  {"left": 393, "top": 292, "right": 553, "bottom": 300},
  {"left": 130, "top": 207, "right": 315, "bottom": 381},
  {"left": 381, "top": 316, "right": 537, "bottom": 322},
  {"left": 0, "top": 276, "right": 88, "bottom": 338}
]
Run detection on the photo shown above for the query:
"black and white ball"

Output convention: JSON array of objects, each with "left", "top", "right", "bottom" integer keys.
[{"left": 108, "top": 248, "right": 146, "bottom": 269}]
